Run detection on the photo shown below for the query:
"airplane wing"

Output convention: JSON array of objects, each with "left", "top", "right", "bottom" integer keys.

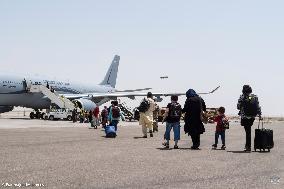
[
  {"left": 63, "top": 86, "right": 220, "bottom": 100},
  {"left": 115, "top": 88, "right": 152, "bottom": 92}
]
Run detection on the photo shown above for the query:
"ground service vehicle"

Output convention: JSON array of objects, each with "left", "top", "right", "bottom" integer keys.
[{"left": 45, "top": 109, "right": 72, "bottom": 121}]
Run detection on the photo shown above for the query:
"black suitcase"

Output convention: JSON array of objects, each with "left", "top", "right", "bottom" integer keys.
[{"left": 254, "top": 120, "right": 274, "bottom": 152}]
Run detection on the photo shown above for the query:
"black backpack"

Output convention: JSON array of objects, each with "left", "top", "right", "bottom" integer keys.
[
  {"left": 169, "top": 102, "right": 182, "bottom": 119},
  {"left": 242, "top": 94, "right": 258, "bottom": 117},
  {"left": 137, "top": 98, "right": 150, "bottom": 113}
]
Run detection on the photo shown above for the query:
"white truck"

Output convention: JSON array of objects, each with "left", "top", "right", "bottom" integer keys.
[{"left": 45, "top": 109, "right": 73, "bottom": 121}]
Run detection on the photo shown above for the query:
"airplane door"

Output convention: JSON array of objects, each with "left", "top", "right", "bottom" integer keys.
[
  {"left": 22, "top": 79, "right": 28, "bottom": 91},
  {"left": 23, "top": 79, "right": 32, "bottom": 91}
]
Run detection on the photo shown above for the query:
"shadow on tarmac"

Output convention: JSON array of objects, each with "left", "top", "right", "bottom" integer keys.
[
  {"left": 7, "top": 118, "right": 31, "bottom": 120},
  {"left": 133, "top": 136, "right": 146, "bottom": 139},
  {"left": 178, "top": 147, "right": 193, "bottom": 150},
  {"left": 227, "top": 150, "right": 252, "bottom": 153},
  {"left": 156, "top": 148, "right": 173, "bottom": 151},
  {"left": 228, "top": 150, "right": 271, "bottom": 153}
]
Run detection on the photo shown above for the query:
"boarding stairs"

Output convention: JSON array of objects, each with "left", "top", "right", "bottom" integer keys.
[
  {"left": 118, "top": 103, "right": 134, "bottom": 121},
  {"left": 29, "top": 85, "right": 75, "bottom": 110}
]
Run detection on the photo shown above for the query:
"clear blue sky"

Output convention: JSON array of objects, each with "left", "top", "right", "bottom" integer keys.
[{"left": 0, "top": 0, "right": 283, "bottom": 116}]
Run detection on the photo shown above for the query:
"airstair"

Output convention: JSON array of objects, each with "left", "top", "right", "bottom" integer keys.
[
  {"left": 118, "top": 103, "right": 134, "bottom": 121},
  {"left": 29, "top": 85, "right": 75, "bottom": 110}
]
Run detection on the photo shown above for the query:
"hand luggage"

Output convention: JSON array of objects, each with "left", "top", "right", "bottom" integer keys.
[
  {"left": 105, "top": 126, "right": 117, "bottom": 138},
  {"left": 254, "top": 120, "right": 274, "bottom": 152}
]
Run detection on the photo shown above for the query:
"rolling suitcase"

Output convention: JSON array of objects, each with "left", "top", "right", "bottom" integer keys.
[
  {"left": 254, "top": 120, "right": 274, "bottom": 152},
  {"left": 105, "top": 126, "right": 117, "bottom": 138}
]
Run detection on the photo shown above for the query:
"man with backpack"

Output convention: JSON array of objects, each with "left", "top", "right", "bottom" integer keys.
[
  {"left": 108, "top": 100, "right": 125, "bottom": 131},
  {"left": 237, "top": 85, "right": 262, "bottom": 152},
  {"left": 162, "top": 95, "right": 182, "bottom": 149},
  {"left": 138, "top": 92, "right": 155, "bottom": 138}
]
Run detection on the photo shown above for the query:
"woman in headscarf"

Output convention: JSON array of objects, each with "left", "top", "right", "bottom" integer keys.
[{"left": 183, "top": 89, "right": 206, "bottom": 150}]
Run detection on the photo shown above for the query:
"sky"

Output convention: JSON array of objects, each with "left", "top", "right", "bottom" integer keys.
[{"left": 0, "top": 0, "right": 283, "bottom": 116}]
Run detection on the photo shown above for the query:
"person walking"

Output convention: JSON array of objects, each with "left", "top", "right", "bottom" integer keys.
[
  {"left": 139, "top": 92, "right": 155, "bottom": 138},
  {"left": 237, "top": 85, "right": 262, "bottom": 152},
  {"left": 183, "top": 89, "right": 206, "bottom": 150},
  {"left": 162, "top": 95, "right": 182, "bottom": 149},
  {"left": 153, "top": 100, "right": 159, "bottom": 132},
  {"left": 108, "top": 101, "right": 125, "bottom": 131},
  {"left": 101, "top": 106, "right": 108, "bottom": 128},
  {"left": 92, "top": 107, "right": 100, "bottom": 129},
  {"left": 212, "top": 107, "right": 229, "bottom": 150}
]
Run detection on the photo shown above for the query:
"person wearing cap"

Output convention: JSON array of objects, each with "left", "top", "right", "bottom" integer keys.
[
  {"left": 139, "top": 92, "right": 156, "bottom": 138},
  {"left": 237, "top": 85, "right": 262, "bottom": 152}
]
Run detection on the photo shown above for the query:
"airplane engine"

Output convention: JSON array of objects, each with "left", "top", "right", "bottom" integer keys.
[
  {"left": 0, "top": 106, "right": 14, "bottom": 113},
  {"left": 74, "top": 99, "right": 97, "bottom": 111}
]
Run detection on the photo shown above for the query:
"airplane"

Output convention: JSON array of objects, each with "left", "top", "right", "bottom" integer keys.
[
  {"left": 0, "top": 55, "right": 220, "bottom": 118},
  {"left": 160, "top": 76, "right": 169, "bottom": 79}
]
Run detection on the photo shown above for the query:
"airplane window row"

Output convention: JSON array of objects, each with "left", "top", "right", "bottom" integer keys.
[
  {"left": 42, "top": 80, "right": 70, "bottom": 86},
  {"left": 2, "top": 81, "right": 22, "bottom": 85}
]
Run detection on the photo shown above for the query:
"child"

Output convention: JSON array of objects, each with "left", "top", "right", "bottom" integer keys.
[
  {"left": 162, "top": 95, "right": 182, "bottom": 149},
  {"left": 212, "top": 107, "right": 229, "bottom": 150}
]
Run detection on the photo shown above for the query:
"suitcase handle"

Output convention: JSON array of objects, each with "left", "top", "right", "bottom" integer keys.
[{"left": 258, "top": 118, "right": 264, "bottom": 129}]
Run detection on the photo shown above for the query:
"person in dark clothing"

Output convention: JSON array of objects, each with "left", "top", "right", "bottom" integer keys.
[
  {"left": 183, "top": 89, "right": 206, "bottom": 150},
  {"left": 72, "top": 108, "right": 77, "bottom": 123},
  {"left": 23, "top": 79, "right": 28, "bottom": 91},
  {"left": 237, "top": 85, "right": 262, "bottom": 152},
  {"left": 101, "top": 106, "right": 108, "bottom": 128}
]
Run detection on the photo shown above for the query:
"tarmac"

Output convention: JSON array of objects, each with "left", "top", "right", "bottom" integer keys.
[{"left": 0, "top": 115, "right": 283, "bottom": 189}]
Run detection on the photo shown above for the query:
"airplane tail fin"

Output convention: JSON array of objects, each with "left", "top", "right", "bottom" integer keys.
[{"left": 100, "top": 55, "right": 120, "bottom": 88}]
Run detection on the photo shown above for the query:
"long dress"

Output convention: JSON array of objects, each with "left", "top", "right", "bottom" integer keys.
[{"left": 183, "top": 96, "right": 206, "bottom": 136}]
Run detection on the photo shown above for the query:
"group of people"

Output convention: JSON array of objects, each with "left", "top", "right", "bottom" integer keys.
[
  {"left": 138, "top": 85, "right": 261, "bottom": 152},
  {"left": 86, "top": 100, "right": 125, "bottom": 131},
  {"left": 74, "top": 84, "right": 261, "bottom": 152}
]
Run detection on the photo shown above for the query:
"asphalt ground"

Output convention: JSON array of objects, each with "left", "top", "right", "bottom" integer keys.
[{"left": 0, "top": 117, "right": 283, "bottom": 189}]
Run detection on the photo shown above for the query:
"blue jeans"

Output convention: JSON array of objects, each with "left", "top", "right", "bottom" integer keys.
[
  {"left": 215, "top": 131, "right": 225, "bottom": 145},
  {"left": 111, "top": 120, "right": 119, "bottom": 131},
  {"left": 165, "top": 122, "right": 180, "bottom": 141}
]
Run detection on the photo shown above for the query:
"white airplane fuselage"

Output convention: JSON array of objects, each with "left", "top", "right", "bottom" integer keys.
[{"left": 0, "top": 74, "right": 115, "bottom": 109}]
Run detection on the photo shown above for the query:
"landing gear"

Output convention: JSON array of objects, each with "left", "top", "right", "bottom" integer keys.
[
  {"left": 30, "top": 110, "right": 45, "bottom": 120},
  {"left": 30, "top": 112, "right": 35, "bottom": 119}
]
